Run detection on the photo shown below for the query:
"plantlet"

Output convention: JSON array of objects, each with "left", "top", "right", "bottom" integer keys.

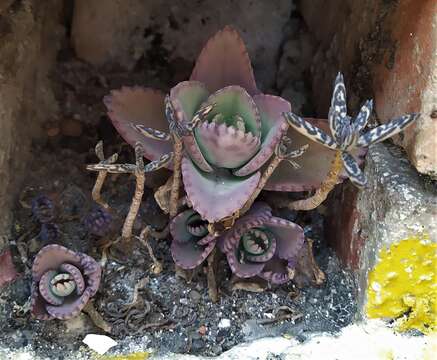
[{"left": 31, "top": 244, "right": 101, "bottom": 320}]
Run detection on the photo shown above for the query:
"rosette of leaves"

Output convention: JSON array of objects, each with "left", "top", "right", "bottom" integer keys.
[
  {"left": 170, "top": 209, "right": 217, "bottom": 269},
  {"left": 104, "top": 26, "right": 346, "bottom": 223},
  {"left": 217, "top": 203, "right": 304, "bottom": 284},
  {"left": 31, "top": 244, "right": 101, "bottom": 320}
]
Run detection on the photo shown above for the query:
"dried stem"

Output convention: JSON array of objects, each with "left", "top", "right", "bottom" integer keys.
[
  {"left": 92, "top": 172, "right": 109, "bottom": 209},
  {"left": 121, "top": 144, "right": 145, "bottom": 242},
  {"left": 137, "top": 226, "right": 164, "bottom": 274},
  {"left": 306, "top": 238, "right": 326, "bottom": 285},
  {"left": 206, "top": 248, "right": 219, "bottom": 302},
  {"left": 169, "top": 136, "right": 183, "bottom": 218},
  {"left": 89, "top": 141, "right": 117, "bottom": 209},
  {"left": 282, "top": 151, "right": 343, "bottom": 210},
  {"left": 83, "top": 301, "right": 112, "bottom": 333},
  {"left": 154, "top": 176, "right": 173, "bottom": 214}
]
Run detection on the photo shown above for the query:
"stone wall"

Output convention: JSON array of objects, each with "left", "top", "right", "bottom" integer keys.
[
  {"left": 71, "top": 0, "right": 293, "bottom": 90},
  {"left": 0, "top": 0, "right": 62, "bottom": 247},
  {"left": 300, "top": 0, "right": 436, "bottom": 177}
]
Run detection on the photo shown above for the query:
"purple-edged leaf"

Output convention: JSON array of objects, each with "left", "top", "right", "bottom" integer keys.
[
  {"left": 170, "top": 209, "right": 198, "bottom": 243},
  {"left": 259, "top": 258, "right": 289, "bottom": 284},
  {"left": 168, "top": 81, "right": 213, "bottom": 172},
  {"left": 264, "top": 118, "right": 339, "bottom": 191},
  {"left": 171, "top": 237, "right": 216, "bottom": 269},
  {"left": 181, "top": 157, "right": 261, "bottom": 222},
  {"left": 0, "top": 249, "right": 18, "bottom": 288},
  {"left": 190, "top": 26, "right": 260, "bottom": 95},
  {"left": 264, "top": 217, "right": 304, "bottom": 260},
  {"left": 104, "top": 87, "right": 172, "bottom": 166},
  {"left": 32, "top": 244, "right": 82, "bottom": 281},
  {"left": 195, "top": 121, "right": 260, "bottom": 168},
  {"left": 225, "top": 248, "right": 265, "bottom": 278},
  {"left": 170, "top": 81, "right": 209, "bottom": 122},
  {"left": 220, "top": 202, "right": 272, "bottom": 254},
  {"left": 200, "top": 86, "right": 261, "bottom": 136},
  {"left": 235, "top": 94, "right": 290, "bottom": 176},
  {"left": 46, "top": 290, "right": 92, "bottom": 320},
  {"left": 31, "top": 283, "right": 52, "bottom": 320}
]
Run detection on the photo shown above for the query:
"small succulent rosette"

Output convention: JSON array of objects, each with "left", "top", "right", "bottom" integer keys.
[
  {"left": 31, "top": 244, "right": 101, "bottom": 320},
  {"left": 104, "top": 26, "right": 350, "bottom": 224},
  {"left": 217, "top": 203, "right": 304, "bottom": 284},
  {"left": 170, "top": 209, "right": 217, "bottom": 269}
]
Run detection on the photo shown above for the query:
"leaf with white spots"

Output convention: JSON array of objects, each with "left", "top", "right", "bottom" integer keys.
[
  {"left": 353, "top": 99, "right": 373, "bottom": 133},
  {"left": 341, "top": 152, "right": 366, "bottom": 187},
  {"left": 283, "top": 112, "right": 337, "bottom": 149}
]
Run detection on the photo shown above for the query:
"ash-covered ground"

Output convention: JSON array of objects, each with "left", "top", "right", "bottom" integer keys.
[{"left": 0, "top": 161, "right": 357, "bottom": 358}]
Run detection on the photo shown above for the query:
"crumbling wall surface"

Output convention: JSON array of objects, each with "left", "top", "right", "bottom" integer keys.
[
  {"left": 71, "top": 0, "right": 293, "bottom": 90},
  {"left": 0, "top": 0, "right": 62, "bottom": 246},
  {"left": 355, "top": 143, "right": 436, "bottom": 309},
  {"left": 300, "top": 0, "right": 437, "bottom": 177}
]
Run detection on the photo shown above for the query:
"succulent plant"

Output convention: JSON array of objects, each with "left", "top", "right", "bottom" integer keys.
[
  {"left": 217, "top": 203, "right": 304, "bottom": 284},
  {"left": 104, "top": 26, "right": 346, "bottom": 223},
  {"left": 284, "top": 73, "right": 419, "bottom": 187},
  {"left": 31, "top": 244, "right": 101, "bottom": 320},
  {"left": 32, "top": 195, "right": 55, "bottom": 223},
  {"left": 39, "top": 223, "right": 60, "bottom": 243},
  {"left": 83, "top": 207, "right": 113, "bottom": 237},
  {"left": 170, "top": 209, "right": 217, "bottom": 269}
]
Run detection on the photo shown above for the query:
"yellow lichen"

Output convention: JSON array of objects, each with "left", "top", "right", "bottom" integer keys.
[
  {"left": 366, "top": 234, "right": 436, "bottom": 334},
  {"left": 99, "top": 352, "right": 150, "bottom": 360}
]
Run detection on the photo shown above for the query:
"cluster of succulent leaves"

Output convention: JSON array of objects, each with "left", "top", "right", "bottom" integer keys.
[
  {"left": 30, "top": 26, "right": 418, "bottom": 321},
  {"left": 30, "top": 199, "right": 110, "bottom": 319},
  {"left": 103, "top": 26, "right": 417, "bottom": 282}
]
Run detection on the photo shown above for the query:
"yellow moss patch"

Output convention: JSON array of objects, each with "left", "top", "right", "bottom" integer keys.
[
  {"left": 366, "top": 234, "right": 436, "bottom": 334},
  {"left": 99, "top": 352, "right": 150, "bottom": 360}
]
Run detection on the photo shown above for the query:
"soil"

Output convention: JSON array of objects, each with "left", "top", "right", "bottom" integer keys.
[{"left": 0, "top": 11, "right": 357, "bottom": 359}]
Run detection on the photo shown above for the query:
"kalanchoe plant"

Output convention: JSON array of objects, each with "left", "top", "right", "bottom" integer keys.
[
  {"left": 39, "top": 223, "right": 60, "bottom": 244},
  {"left": 284, "top": 73, "right": 419, "bottom": 187},
  {"left": 32, "top": 195, "right": 55, "bottom": 223},
  {"left": 103, "top": 26, "right": 344, "bottom": 224},
  {"left": 170, "top": 209, "right": 217, "bottom": 269},
  {"left": 217, "top": 203, "right": 304, "bottom": 284},
  {"left": 83, "top": 207, "right": 113, "bottom": 237},
  {"left": 31, "top": 244, "right": 101, "bottom": 320}
]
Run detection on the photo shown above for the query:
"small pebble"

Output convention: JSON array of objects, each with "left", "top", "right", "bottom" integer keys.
[
  {"left": 189, "top": 290, "right": 201, "bottom": 303},
  {"left": 198, "top": 325, "right": 207, "bottom": 336},
  {"left": 218, "top": 319, "right": 231, "bottom": 329}
]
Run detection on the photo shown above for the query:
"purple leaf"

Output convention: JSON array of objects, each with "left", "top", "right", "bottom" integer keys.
[
  {"left": 104, "top": 86, "right": 173, "bottom": 166},
  {"left": 181, "top": 157, "right": 260, "bottom": 223},
  {"left": 190, "top": 26, "right": 260, "bottom": 95}
]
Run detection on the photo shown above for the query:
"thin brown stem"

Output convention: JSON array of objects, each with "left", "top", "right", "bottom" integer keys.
[
  {"left": 306, "top": 238, "right": 326, "bottom": 285},
  {"left": 169, "top": 136, "right": 183, "bottom": 218},
  {"left": 121, "top": 170, "right": 145, "bottom": 241},
  {"left": 154, "top": 176, "right": 173, "bottom": 214},
  {"left": 91, "top": 171, "right": 109, "bottom": 209},
  {"left": 121, "top": 145, "right": 145, "bottom": 242},
  {"left": 283, "top": 151, "right": 342, "bottom": 211},
  {"left": 83, "top": 301, "right": 112, "bottom": 333},
  {"left": 137, "top": 226, "right": 163, "bottom": 274},
  {"left": 206, "top": 248, "right": 219, "bottom": 303}
]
